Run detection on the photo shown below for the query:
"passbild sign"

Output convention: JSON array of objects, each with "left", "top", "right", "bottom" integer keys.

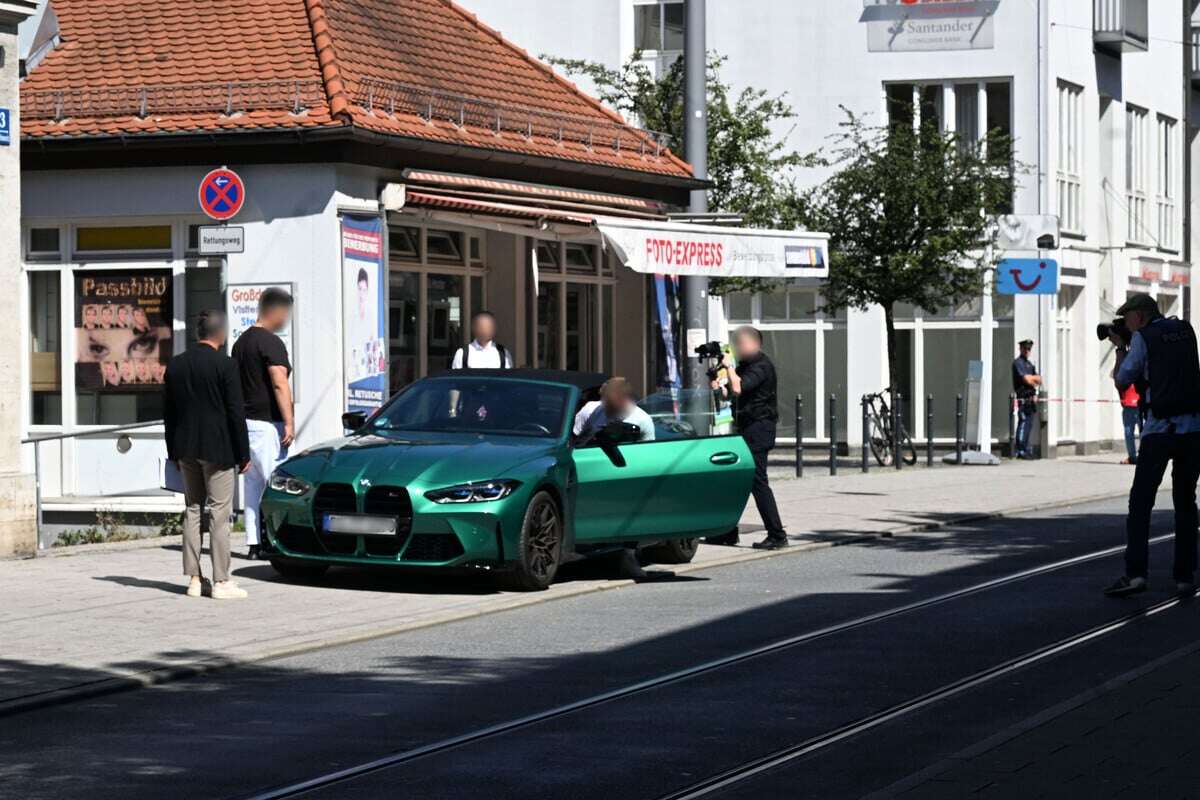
[{"left": 596, "top": 218, "right": 829, "bottom": 279}]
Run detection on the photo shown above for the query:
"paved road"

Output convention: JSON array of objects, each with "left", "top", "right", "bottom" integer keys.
[{"left": 0, "top": 494, "right": 1194, "bottom": 799}]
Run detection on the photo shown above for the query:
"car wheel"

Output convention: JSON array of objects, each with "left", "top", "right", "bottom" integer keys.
[
  {"left": 269, "top": 557, "right": 330, "bottom": 581},
  {"left": 504, "top": 490, "right": 562, "bottom": 591},
  {"left": 643, "top": 537, "right": 700, "bottom": 565}
]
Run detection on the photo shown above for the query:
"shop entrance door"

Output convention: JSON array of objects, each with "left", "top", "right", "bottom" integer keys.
[{"left": 536, "top": 281, "right": 605, "bottom": 372}]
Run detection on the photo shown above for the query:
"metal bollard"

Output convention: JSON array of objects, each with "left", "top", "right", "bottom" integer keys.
[
  {"left": 1007, "top": 393, "right": 1017, "bottom": 458},
  {"left": 893, "top": 392, "right": 903, "bottom": 470},
  {"left": 926, "top": 394, "right": 934, "bottom": 467},
  {"left": 861, "top": 395, "right": 869, "bottom": 473},
  {"left": 829, "top": 394, "right": 837, "bottom": 476},
  {"left": 795, "top": 394, "right": 803, "bottom": 478},
  {"left": 955, "top": 393, "right": 964, "bottom": 464}
]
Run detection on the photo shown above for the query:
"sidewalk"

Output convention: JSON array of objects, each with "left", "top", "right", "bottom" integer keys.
[{"left": 0, "top": 455, "right": 1141, "bottom": 715}]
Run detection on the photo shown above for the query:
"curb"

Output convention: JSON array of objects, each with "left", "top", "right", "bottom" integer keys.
[{"left": 0, "top": 490, "right": 1124, "bottom": 718}]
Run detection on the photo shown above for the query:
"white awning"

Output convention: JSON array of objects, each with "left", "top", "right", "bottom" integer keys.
[{"left": 595, "top": 216, "right": 829, "bottom": 279}]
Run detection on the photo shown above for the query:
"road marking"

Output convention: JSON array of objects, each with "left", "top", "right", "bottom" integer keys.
[{"left": 238, "top": 535, "right": 1169, "bottom": 800}]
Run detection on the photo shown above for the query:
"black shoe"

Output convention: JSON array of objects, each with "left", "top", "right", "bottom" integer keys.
[
  {"left": 1103, "top": 576, "right": 1147, "bottom": 597},
  {"left": 752, "top": 537, "right": 789, "bottom": 550},
  {"left": 247, "top": 545, "right": 262, "bottom": 561},
  {"left": 705, "top": 530, "right": 740, "bottom": 547}
]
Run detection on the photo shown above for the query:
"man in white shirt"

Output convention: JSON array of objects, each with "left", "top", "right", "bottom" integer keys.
[
  {"left": 451, "top": 311, "right": 513, "bottom": 369},
  {"left": 573, "top": 377, "right": 656, "bottom": 442}
]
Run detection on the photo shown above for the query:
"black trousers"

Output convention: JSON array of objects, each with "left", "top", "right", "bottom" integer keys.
[
  {"left": 1125, "top": 431, "right": 1200, "bottom": 581},
  {"left": 742, "top": 420, "right": 786, "bottom": 541}
]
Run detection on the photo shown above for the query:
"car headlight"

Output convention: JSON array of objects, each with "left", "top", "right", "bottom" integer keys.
[
  {"left": 424, "top": 480, "right": 521, "bottom": 504},
  {"left": 268, "top": 470, "right": 312, "bottom": 496}
]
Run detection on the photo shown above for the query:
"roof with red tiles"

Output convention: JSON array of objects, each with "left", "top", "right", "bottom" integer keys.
[{"left": 20, "top": 0, "right": 692, "bottom": 180}]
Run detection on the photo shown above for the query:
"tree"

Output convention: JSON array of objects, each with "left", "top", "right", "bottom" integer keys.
[
  {"left": 546, "top": 52, "right": 811, "bottom": 294},
  {"left": 795, "top": 108, "right": 1016, "bottom": 392}
]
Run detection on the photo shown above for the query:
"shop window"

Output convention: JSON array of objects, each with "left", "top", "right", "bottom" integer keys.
[
  {"left": 725, "top": 292, "right": 752, "bottom": 322},
  {"left": 469, "top": 236, "right": 483, "bottom": 264},
  {"left": 993, "top": 293, "right": 1014, "bottom": 320},
  {"left": 28, "top": 227, "right": 61, "bottom": 259},
  {"left": 760, "top": 330, "right": 816, "bottom": 438},
  {"left": 73, "top": 269, "right": 172, "bottom": 424},
  {"left": 75, "top": 225, "right": 172, "bottom": 255},
  {"left": 427, "top": 274, "right": 463, "bottom": 370},
  {"left": 537, "top": 284, "right": 561, "bottom": 368},
  {"left": 566, "top": 284, "right": 598, "bottom": 371},
  {"left": 565, "top": 243, "right": 596, "bottom": 274},
  {"left": 924, "top": 329, "right": 979, "bottom": 438},
  {"left": 389, "top": 226, "right": 420, "bottom": 261},
  {"left": 470, "top": 276, "right": 484, "bottom": 323},
  {"left": 536, "top": 241, "right": 560, "bottom": 272},
  {"left": 634, "top": 0, "right": 684, "bottom": 52},
  {"left": 389, "top": 271, "right": 419, "bottom": 393},
  {"left": 29, "top": 272, "right": 62, "bottom": 425},
  {"left": 761, "top": 291, "right": 787, "bottom": 321},
  {"left": 763, "top": 289, "right": 817, "bottom": 321},
  {"left": 824, "top": 327, "right": 848, "bottom": 417},
  {"left": 992, "top": 325, "right": 1015, "bottom": 441},
  {"left": 184, "top": 266, "right": 223, "bottom": 348},
  {"left": 602, "top": 284, "right": 614, "bottom": 375},
  {"left": 426, "top": 230, "right": 463, "bottom": 263}
]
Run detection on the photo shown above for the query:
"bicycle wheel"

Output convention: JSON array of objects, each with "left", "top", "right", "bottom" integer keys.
[
  {"left": 897, "top": 424, "right": 918, "bottom": 466},
  {"left": 867, "top": 411, "right": 893, "bottom": 466}
]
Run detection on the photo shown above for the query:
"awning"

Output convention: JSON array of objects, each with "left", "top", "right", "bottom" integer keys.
[{"left": 595, "top": 216, "right": 829, "bottom": 279}]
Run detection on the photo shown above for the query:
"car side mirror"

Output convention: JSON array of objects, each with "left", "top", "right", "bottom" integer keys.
[{"left": 342, "top": 411, "right": 367, "bottom": 431}]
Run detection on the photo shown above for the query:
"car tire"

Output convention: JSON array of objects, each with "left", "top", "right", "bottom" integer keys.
[
  {"left": 643, "top": 537, "right": 700, "bottom": 565},
  {"left": 269, "top": 557, "right": 330, "bottom": 581},
  {"left": 504, "top": 490, "right": 563, "bottom": 591}
]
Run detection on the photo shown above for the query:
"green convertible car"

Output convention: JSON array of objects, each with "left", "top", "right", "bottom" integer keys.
[{"left": 260, "top": 369, "right": 754, "bottom": 590}]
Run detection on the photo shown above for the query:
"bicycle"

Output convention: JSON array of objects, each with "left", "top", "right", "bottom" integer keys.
[{"left": 864, "top": 389, "right": 918, "bottom": 467}]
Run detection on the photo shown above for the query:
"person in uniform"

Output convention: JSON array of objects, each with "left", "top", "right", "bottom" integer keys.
[{"left": 1011, "top": 339, "right": 1041, "bottom": 459}]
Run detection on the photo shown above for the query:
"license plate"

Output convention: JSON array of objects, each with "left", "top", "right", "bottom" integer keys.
[{"left": 322, "top": 514, "right": 397, "bottom": 536}]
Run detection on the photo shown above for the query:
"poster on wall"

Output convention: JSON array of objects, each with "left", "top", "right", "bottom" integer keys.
[
  {"left": 74, "top": 270, "right": 173, "bottom": 391},
  {"left": 226, "top": 282, "right": 296, "bottom": 398},
  {"left": 341, "top": 214, "right": 387, "bottom": 414}
]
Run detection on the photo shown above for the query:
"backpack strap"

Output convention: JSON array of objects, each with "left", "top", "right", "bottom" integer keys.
[
  {"left": 497, "top": 344, "right": 508, "bottom": 369},
  {"left": 462, "top": 344, "right": 469, "bottom": 369}
]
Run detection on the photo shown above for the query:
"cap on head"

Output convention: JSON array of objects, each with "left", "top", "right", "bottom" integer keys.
[
  {"left": 1019, "top": 338, "right": 1034, "bottom": 348},
  {"left": 1116, "top": 293, "right": 1159, "bottom": 318}
]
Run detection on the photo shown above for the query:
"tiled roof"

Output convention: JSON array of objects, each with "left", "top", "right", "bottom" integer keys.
[{"left": 20, "top": 0, "right": 691, "bottom": 180}]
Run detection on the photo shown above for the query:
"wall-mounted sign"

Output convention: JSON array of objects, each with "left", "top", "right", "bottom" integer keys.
[
  {"left": 1138, "top": 261, "right": 1164, "bottom": 282},
  {"left": 198, "top": 225, "right": 245, "bottom": 254},
  {"left": 860, "top": 0, "right": 1000, "bottom": 52},
  {"left": 199, "top": 167, "right": 246, "bottom": 221},
  {"left": 996, "top": 258, "right": 1058, "bottom": 295},
  {"left": 74, "top": 270, "right": 173, "bottom": 392},
  {"left": 0, "top": 108, "right": 11, "bottom": 146}
]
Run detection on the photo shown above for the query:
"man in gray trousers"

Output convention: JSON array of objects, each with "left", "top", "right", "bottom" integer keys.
[{"left": 163, "top": 310, "right": 251, "bottom": 599}]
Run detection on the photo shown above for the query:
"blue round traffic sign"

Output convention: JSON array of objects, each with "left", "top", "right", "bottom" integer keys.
[{"left": 199, "top": 167, "right": 246, "bottom": 221}]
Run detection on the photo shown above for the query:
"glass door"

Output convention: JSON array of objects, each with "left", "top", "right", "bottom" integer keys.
[{"left": 565, "top": 283, "right": 597, "bottom": 372}]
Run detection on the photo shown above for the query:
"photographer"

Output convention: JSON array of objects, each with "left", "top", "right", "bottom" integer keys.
[
  {"left": 707, "top": 326, "right": 787, "bottom": 550},
  {"left": 1101, "top": 320, "right": 1141, "bottom": 465},
  {"left": 1105, "top": 294, "right": 1200, "bottom": 598}
]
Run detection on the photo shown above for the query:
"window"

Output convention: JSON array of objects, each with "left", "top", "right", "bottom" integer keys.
[
  {"left": 536, "top": 241, "right": 560, "bottom": 272},
  {"left": 634, "top": 1, "right": 684, "bottom": 52},
  {"left": 184, "top": 266, "right": 222, "bottom": 349},
  {"left": 1056, "top": 81, "right": 1083, "bottom": 234},
  {"left": 75, "top": 225, "right": 172, "bottom": 254},
  {"left": 28, "top": 227, "right": 61, "bottom": 259},
  {"left": 565, "top": 243, "right": 596, "bottom": 274},
  {"left": 1156, "top": 114, "right": 1178, "bottom": 251},
  {"left": 389, "top": 226, "right": 420, "bottom": 261},
  {"left": 1126, "top": 105, "right": 1149, "bottom": 244},
  {"left": 426, "top": 274, "right": 463, "bottom": 370},
  {"left": 29, "top": 272, "right": 62, "bottom": 424},
  {"left": 426, "top": 229, "right": 463, "bottom": 263}
]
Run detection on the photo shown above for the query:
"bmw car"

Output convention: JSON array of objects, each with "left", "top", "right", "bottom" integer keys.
[{"left": 260, "top": 369, "right": 754, "bottom": 590}]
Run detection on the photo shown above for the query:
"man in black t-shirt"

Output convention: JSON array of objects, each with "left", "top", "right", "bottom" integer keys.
[{"left": 231, "top": 287, "right": 294, "bottom": 560}]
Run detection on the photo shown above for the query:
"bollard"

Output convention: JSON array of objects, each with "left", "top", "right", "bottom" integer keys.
[
  {"left": 955, "top": 393, "right": 964, "bottom": 464},
  {"left": 1007, "top": 393, "right": 1017, "bottom": 458},
  {"left": 926, "top": 394, "right": 934, "bottom": 467},
  {"left": 893, "top": 392, "right": 903, "bottom": 470},
  {"left": 829, "top": 394, "right": 837, "bottom": 476},
  {"left": 795, "top": 394, "right": 803, "bottom": 478},
  {"left": 861, "top": 395, "right": 869, "bottom": 473}
]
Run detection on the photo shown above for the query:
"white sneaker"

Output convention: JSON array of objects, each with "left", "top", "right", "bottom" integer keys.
[
  {"left": 186, "top": 577, "right": 203, "bottom": 598},
  {"left": 211, "top": 581, "right": 248, "bottom": 600}
]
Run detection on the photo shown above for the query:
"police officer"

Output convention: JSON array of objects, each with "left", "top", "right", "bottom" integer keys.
[
  {"left": 1011, "top": 339, "right": 1041, "bottom": 459},
  {"left": 1105, "top": 294, "right": 1200, "bottom": 597},
  {"left": 707, "top": 326, "right": 788, "bottom": 550}
]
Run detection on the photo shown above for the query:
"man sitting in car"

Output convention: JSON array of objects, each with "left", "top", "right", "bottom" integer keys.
[{"left": 573, "top": 377, "right": 656, "bottom": 443}]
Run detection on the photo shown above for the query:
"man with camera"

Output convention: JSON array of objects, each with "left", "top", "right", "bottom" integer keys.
[
  {"left": 1105, "top": 294, "right": 1200, "bottom": 598},
  {"left": 707, "top": 326, "right": 787, "bottom": 550},
  {"left": 1099, "top": 318, "right": 1142, "bottom": 465}
]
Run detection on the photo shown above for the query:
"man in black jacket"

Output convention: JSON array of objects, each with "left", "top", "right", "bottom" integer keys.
[
  {"left": 708, "top": 325, "right": 788, "bottom": 550},
  {"left": 164, "top": 310, "right": 251, "bottom": 599}
]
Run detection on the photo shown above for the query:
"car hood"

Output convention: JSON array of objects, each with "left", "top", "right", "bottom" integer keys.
[{"left": 281, "top": 433, "right": 558, "bottom": 490}]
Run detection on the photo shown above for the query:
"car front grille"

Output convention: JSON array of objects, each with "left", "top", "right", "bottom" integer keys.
[
  {"left": 402, "top": 533, "right": 465, "bottom": 563},
  {"left": 312, "top": 483, "right": 357, "bottom": 530},
  {"left": 274, "top": 524, "right": 322, "bottom": 556}
]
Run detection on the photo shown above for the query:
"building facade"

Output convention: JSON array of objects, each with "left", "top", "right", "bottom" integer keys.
[{"left": 459, "top": 0, "right": 1199, "bottom": 453}]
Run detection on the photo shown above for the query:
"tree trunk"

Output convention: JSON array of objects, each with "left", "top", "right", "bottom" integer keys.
[{"left": 883, "top": 305, "right": 900, "bottom": 395}]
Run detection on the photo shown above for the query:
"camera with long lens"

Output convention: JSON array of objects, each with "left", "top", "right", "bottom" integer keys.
[
  {"left": 1096, "top": 317, "right": 1131, "bottom": 346},
  {"left": 695, "top": 341, "right": 726, "bottom": 381}
]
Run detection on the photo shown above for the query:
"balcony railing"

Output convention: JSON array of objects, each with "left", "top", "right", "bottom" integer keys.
[{"left": 1094, "top": 0, "right": 1149, "bottom": 55}]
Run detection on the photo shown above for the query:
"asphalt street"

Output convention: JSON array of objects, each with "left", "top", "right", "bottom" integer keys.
[{"left": 1, "top": 494, "right": 1195, "bottom": 800}]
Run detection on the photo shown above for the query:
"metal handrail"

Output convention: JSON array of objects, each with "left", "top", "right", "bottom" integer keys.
[{"left": 21, "top": 419, "right": 165, "bottom": 554}]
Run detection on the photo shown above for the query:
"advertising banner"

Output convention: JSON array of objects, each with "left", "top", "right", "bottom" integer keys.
[
  {"left": 341, "top": 214, "right": 387, "bottom": 414},
  {"left": 861, "top": 0, "right": 999, "bottom": 52},
  {"left": 227, "top": 282, "right": 296, "bottom": 396},
  {"left": 74, "top": 270, "right": 173, "bottom": 391},
  {"left": 596, "top": 217, "right": 829, "bottom": 279}
]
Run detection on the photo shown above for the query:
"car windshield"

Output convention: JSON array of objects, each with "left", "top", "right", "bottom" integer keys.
[{"left": 368, "top": 378, "right": 571, "bottom": 438}]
